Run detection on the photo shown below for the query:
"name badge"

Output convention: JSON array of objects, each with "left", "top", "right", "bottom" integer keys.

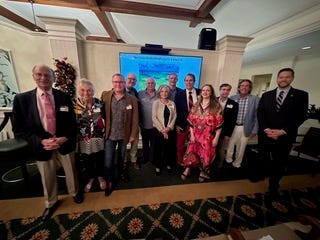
[
  {"left": 93, "top": 108, "right": 101, "bottom": 113},
  {"left": 60, "top": 106, "right": 69, "bottom": 112},
  {"left": 126, "top": 104, "right": 132, "bottom": 110},
  {"left": 226, "top": 104, "right": 233, "bottom": 109}
]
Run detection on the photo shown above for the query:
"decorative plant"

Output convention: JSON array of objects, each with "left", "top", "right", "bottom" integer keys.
[
  {"left": 307, "top": 104, "right": 320, "bottom": 122},
  {"left": 53, "top": 57, "right": 76, "bottom": 99}
]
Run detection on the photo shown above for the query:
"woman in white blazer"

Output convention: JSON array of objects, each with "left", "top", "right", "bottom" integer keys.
[{"left": 152, "top": 85, "right": 177, "bottom": 175}]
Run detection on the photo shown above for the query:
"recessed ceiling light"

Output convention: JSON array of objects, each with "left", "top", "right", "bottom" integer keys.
[{"left": 301, "top": 46, "right": 311, "bottom": 50}]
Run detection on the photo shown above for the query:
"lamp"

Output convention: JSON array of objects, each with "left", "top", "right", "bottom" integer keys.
[{"left": 28, "top": 0, "right": 41, "bottom": 32}]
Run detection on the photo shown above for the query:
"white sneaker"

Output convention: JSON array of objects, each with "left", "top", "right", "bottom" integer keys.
[
  {"left": 225, "top": 158, "right": 233, "bottom": 163},
  {"left": 232, "top": 162, "right": 241, "bottom": 168}
]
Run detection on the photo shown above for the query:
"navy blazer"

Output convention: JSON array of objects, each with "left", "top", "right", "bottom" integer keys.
[
  {"left": 219, "top": 98, "right": 238, "bottom": 137},
  {"left": 257, "top": 87, "right": 308, "bottom": 142},
  {"left": 174, "top": 88, "right": 201, "bottom": 130},
  {"left": 12, "top": 88, "right": 77, "bottom": 161}
]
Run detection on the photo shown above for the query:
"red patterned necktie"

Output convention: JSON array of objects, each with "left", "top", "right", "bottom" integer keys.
[
  {"left": 44, "top": 92, "right": 56, "bottom": 135},
  {"left": 188, "top": 91, "right": 193, "bottom": 110}
]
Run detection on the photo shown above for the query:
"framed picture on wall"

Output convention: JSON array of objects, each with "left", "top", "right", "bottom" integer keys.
[{"left": 0, "top": 49, "right": 19, "bottom": 109}]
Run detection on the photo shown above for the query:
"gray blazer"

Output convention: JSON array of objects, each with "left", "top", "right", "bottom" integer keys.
[{"left": 230, "top": 94, "right": 260, "bottom": 137}]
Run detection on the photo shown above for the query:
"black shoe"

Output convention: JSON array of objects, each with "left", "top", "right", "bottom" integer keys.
[
  {"left": 41, "top": 201, "right": 59, "bottom": 221},
  {"left": 73, "top": 193, "right": 84, "bottom": 204},
  {"left": 104, "top": 183, "right": 113, "bottom": 196}
]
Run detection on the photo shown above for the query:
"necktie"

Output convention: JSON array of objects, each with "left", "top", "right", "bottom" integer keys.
[
  {"left": 188, "top": 91, "right": 193, "bottom": 110},
  {"left": 276, "top": 90, "right": 284, "bottom": 111},
  {"left": 44, "top": 92, "right": 56, "bottom": 135}
]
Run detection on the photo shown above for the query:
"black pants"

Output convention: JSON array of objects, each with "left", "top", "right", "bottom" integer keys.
[
  {"left": 81, "top": 151, "right": 104, "bottom": 179},
  {"left": 258, "top": 135, "right": 292, "bottom": 191},
  {"left": 153, "top": 128, "right": 175, "bottom": 169},
  {"left": 141, "top": 128, "right": 156, "bottom": 163}
]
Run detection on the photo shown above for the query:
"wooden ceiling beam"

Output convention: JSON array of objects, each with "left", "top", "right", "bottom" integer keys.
[
  {"left": 11, "top": 0, "right": 214, "bottom": 24},
  {"left": 86, "top": 35, "right": 124, "bottom": 42},
  {"left": 0, "top": 5, "right": 47, "bottom": 32},
  {"left": 85, "top": 0, "right": 118, "bottom": 42},
  {"left": 98, "top": 0, "right": 214, "bottom": 23},
  {"left": 190, "top": 0, "right": 221, "bottom": 27}
]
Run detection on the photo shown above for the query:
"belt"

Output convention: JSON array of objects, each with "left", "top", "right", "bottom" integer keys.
[{"left": 236, "top": 123, "right": 243, "bottom": 126}]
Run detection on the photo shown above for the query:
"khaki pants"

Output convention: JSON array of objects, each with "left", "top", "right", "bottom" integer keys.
[
  {"left": 225, "top": 126, "right": 249, "bottom": 167},
  {"left": 37, "top": 150, "right": 78, "bottom": 208}
]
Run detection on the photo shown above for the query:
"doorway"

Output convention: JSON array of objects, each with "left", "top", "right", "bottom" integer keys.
[{"left": 251, "top": 74, "right": 272, "bottom": 97}]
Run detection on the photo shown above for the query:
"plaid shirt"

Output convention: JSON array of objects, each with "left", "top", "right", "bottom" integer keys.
[{"left": 236, "top": 97, "right": 248, "bottom": 124}]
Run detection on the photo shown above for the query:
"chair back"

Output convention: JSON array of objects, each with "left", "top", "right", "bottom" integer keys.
[{"left": 298, "top": 127, "right": 320, "bottom": 159}]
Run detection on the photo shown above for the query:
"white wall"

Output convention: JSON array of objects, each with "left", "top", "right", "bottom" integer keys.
[
  {"left": 0, "top": 25, "right": 51, "bottom": 93},
  {"left": 0, "top": 24, "right": 221, "bottom": 98},
  {"left": 240, "top": 55, "right": 320, "bottom": 106}
]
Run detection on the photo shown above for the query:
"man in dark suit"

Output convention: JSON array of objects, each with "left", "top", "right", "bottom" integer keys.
[
  {"left": 257, "top": 67, "right": 308, "bottom": 196},
  {"left": 12, "top": 64, "right": 83, "bottom": 221},
  {"left": 214, "top": 83, "right": 238, "bottom": 172},
  {"left": 174, "top": 73, "right": 201, "bottom": 166}
]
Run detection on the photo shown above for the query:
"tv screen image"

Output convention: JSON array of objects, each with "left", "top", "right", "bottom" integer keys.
[{"left": 119, "top": 53, "right": 203, "bottom": 91}]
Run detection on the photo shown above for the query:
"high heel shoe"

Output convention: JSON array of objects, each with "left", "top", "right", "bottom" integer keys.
[
  {"left": 155, "top": 168, "right": 161, "bottom": 176},
  {"left": 99, "top": 179, "right": 106, "bottom": 190},
  {"left": 181, "top": 168, "right": 190, "bottom": 180},
  {"left": 84, "top": 179, "right": 94, "bottom": 193}
]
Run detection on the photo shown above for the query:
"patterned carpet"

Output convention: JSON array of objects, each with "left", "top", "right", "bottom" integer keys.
[{"left": 1, "top": 186, "right": 319, "bottom": 240}]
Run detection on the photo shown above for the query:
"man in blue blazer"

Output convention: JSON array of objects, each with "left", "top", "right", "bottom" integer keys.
[
  {"left": 258, "top": 68, "right": 308, "bottom": 196},
  {"left": 12, "top": 64, "right": 82, "bottom": 221},
  {"left": 174, "top": 73, "right": 201, "bottom": 166},
  {"left": 225, "top": 79, "right": 260, "bottom": 168}
]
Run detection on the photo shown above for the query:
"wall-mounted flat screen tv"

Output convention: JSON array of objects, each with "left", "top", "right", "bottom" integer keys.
[{"left": 119, "top": 53, "right": 203, "bottom": 91}]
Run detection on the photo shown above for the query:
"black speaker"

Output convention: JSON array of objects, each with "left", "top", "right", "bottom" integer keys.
[{"left": 198, "top": 28, "right": 216, "bottom": 50}]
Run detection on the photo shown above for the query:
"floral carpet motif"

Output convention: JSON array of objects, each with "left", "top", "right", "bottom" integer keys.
[{"left": 1, "top": 186, "right": 319, "bottom": 240}]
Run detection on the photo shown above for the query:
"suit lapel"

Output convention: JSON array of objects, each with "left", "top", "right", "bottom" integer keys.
[
  {"left": 31, "top": 89, "right": 42, "bottom": 127},
  {"left": 281, "top": 87, "right": 294, "bottom": 108}
]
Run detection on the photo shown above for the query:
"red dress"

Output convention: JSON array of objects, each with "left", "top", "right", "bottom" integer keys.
[{"left": 183, "top": 106, "right": 223, "bottom": 175}]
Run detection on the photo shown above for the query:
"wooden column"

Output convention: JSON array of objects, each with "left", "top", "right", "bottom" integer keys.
[{"left": 38, "top": 17, "right": 89, "bottom": 78}]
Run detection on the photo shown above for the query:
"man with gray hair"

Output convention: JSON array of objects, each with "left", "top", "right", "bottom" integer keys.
[
  {"left": 225, "top": 79, "right": 260, "bottom": 168},
  {"left": 125, "top": 73, "right": 140, "bottom": 170},
  {"left": 12, "top": 64, "right": 82, "bottom": 221}
]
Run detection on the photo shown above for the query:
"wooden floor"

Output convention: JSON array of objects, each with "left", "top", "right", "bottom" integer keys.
[{"left": 0, "top": 174, "right": 319, "bottom": 221}]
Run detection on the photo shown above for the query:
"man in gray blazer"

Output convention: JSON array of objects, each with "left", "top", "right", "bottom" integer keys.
[{"left": 225, "top": 79, "right": 260, "bottom": 168}]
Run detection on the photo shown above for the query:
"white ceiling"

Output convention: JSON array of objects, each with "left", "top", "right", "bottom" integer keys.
[{"left": 1, "top": 0, "right": 320, "bottom": 65}]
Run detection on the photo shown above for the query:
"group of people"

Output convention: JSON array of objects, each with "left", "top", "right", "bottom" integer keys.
[{"left": 12, "top": 64, "right": 308, "bottom": 221}]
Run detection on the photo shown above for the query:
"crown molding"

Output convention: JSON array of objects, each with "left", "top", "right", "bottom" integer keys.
[{"left": 247, "top": 4, "right": 320, "bottom": 51}]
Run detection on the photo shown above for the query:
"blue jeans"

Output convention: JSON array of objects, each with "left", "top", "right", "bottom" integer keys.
[{"left": 104, "top": 139, "right": 126, "bottom": 184}]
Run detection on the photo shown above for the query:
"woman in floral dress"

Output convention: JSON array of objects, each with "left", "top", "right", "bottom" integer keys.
[
  {"left": 74, "top": 79, "right": 106, "bottom": 192},
  {"left": 181, "top": 84, "right": 223, "bottom": 182}
]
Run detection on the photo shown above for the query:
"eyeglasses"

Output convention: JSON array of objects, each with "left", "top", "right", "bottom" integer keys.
[{"left": 112, "top": 81, "right": 124, "bottom": 84}]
